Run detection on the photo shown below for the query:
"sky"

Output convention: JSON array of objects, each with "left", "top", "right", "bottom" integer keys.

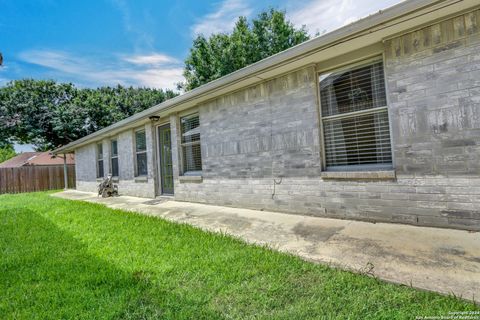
[{"left": 1, "top": 0, "right": 401, "bottom": 152}]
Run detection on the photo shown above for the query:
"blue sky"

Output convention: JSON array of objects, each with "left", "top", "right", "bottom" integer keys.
[{"left": 0, "top": 0, "right": 402, "bottom": 91}]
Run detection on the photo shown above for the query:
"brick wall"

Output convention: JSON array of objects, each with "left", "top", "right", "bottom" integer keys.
[
  {"left": 201, "top": 67, "right": 321, "bottom": 179},
  {"left": 74, "top": 9, "right": 480, "bottom": 230},
  {"left": 172, "top": 9, "right": 480, "bottom": 230},
  {"left": 75, "top": 122, "right": 156, "bottom": 198},
  {"left": 385, "top": 9, "right": 480, "bottom": 175}
]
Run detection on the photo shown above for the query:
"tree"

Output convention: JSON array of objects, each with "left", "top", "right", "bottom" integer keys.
[
  {"left": 0, "top": 80, "right": 177, "bottom": 150},
  {"left": 0, "top": 80, "right": 79, "bottom": 149},
  {"left": 181, "top": 8, "right": 310, "bottom": 91},
  {"left": 0, "top": 144, "right": 16, "bottom": 164}
]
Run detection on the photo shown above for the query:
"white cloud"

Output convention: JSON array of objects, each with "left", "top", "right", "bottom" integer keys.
[
  {"left": 19, "top": 50, "right": 183, "bottom": 89},
  {"left": 288, "top": 0, "right": 403, "bottom": 35},
  {"left": 191, "top": 0, "right": 253, "bottom": 37},
  {"left": 122, "top": 54, "right": 180, "bottom": 65}
]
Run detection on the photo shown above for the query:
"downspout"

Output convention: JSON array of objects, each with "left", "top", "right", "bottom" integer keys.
[{"left": 63, "top": 153, "right": 68, "bottom": 190}]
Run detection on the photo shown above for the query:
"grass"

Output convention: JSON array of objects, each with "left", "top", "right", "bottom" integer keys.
[{"left": 0, "top": 192, "right": 477, "bottom": 319}]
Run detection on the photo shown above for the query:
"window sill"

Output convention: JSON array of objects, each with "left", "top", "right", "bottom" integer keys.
[
  {"left": 321, "top": 170, "right": 396, "bottom": 180},
  {"left": 179, "top": 175, "right": 203, "bottom": 183},
  {"left": 134, "top": 176, "right": 148, "bottom": 183},
  {"left": 112, "top": 177, "right": 119, "bottom": 183},
  {"left": 96, "top": 178, "right": 103, "bottom": 183}
]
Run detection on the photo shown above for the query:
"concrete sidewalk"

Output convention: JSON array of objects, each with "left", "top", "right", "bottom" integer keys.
[{"left": 53, "top": 190, "right": 480, "bottom": 301}]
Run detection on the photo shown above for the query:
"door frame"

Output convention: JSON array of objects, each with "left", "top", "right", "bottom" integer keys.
[{"left": 156, "top": 123, "right": 174, "bottom": 196}]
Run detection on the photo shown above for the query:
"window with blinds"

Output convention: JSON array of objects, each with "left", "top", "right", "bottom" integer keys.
[
  {"left": 319, "top": 58, "right": 392, "bottom": 171},
  {"left": 181, "top": 113, "right": 202, "bottom": 173},
  {"left": 135, "top": 130, "right": 148, "bottom": 176},
  {"left": 111, "top": 139, "right": 119, "bottom": 177},
  {"left": 97, "top": 143, "right": 104, "bottom": 178}
]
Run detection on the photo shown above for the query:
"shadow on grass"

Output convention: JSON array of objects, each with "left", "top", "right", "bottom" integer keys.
[{"left": 0, "top": 208, "right": 162, "bottom": 319}]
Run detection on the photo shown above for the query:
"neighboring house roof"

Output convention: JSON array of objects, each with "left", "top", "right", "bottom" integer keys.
[
  {"left": 26, "top": 152, "right": 75, "bottom": 166},
  {"left": 0, "top": 152, "right": 40, "bottom": 168},
  {"left": 0, "top": 152, "right": 75, "bottom": 168},
  {"left": 53, "top": 0, "right": 479, "bottom": 154}
]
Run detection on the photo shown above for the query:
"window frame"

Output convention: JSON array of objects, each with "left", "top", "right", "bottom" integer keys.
[
  {"left": 179, "top": 111, "right": 202, "bottom": 176},
  {"left": 110, "top": 139, "right": 119, "bottom": 177},
  {"left": 317, "top": 55, "right": 394, "bottom": 172},
  {"left": 96, "top": 142, "right": 104, "bottom": 178},
  {"left": 134, "top": 128, "right": 148, "bottom": 177}
]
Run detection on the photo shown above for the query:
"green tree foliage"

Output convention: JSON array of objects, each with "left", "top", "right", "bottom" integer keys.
[
  {"left": 181, "top": 9, "right": 310, "bottom": 91},
  {"left": 0, "top": 79, "right": 177, "bottom": 150},
  {"left": 0, "top": 144, "right": 16, "bottom": 164}
]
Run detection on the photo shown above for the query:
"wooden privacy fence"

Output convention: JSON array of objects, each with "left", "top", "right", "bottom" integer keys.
[{"left": 0, "top": 165, "right": 75, "bottom": 194}]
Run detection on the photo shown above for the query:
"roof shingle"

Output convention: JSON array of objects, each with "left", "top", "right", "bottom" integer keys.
[{"left": 0, "top": 152, "right": 75, "bottom": 168}]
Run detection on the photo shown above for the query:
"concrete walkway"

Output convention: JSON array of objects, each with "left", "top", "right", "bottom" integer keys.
[{"left": 53, "top": 190, "right": 480, "bottom": 301}]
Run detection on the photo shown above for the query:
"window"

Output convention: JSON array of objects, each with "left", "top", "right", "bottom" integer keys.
[
  {"left": 97, "top": 143, "right": 104, "bottom": 178},
  {"left": 135, "top": 130, "right": 148, "bottom": 176},
  {"left": 180, "top": 113, "right": 202, "bottom": 174},
  {"left": 111, "top": 139, "right": 119, "bottom": 177},
  {"left": 319, "top": 58, "right": 392, "bottom": 171}
]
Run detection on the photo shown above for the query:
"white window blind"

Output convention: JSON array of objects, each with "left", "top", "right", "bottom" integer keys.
[
  {"left": 111, "top": 139, "right": 119, "bottom": 177},
  {"left": 97, "top": 143, "right": 104, "bottom": 178},
  {"left": 181, "top": 113, "right": 202, "bottom": 173},
  {"left": 319, "top": 59, "right": 392, "bottom": 171},
  {"left": 135, "top": 130, "right": 148, "bottom": 176}
]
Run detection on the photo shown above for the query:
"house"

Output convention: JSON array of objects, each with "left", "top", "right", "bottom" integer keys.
[
  {"left": 0, "top": 151, "right": 75, "bottom": 168},
  {"left": 54, "top": 0, "right": 480, "bottom": 231}
]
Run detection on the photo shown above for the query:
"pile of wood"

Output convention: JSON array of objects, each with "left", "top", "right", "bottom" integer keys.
[{"left": 98, "top": 175, "right": 118, "bottom": 198}]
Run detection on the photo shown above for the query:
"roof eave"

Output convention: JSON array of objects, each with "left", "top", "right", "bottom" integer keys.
[{"left": 52, "top": 0, "right": 461, "bottom": 154}]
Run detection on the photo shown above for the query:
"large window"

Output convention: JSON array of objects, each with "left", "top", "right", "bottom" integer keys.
[
  {"left": 319, "top": 58, "right": 392, "bottom": 171},
  {"left": 111, "top": 139, "right": 119, "bottom": 177},
  {"left": 97, "top": 143, "right": 104, "bottom": 178},
  {"left": 180, "top": 113, "right": 202, "bottom": 174},
  {"left": 135, "top": 130, "right": 148, "bottom": 176}
]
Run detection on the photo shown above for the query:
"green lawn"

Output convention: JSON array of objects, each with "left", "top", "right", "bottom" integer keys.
[{"left": 0, "top": 192, "right": 477, "bottom": 319}]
